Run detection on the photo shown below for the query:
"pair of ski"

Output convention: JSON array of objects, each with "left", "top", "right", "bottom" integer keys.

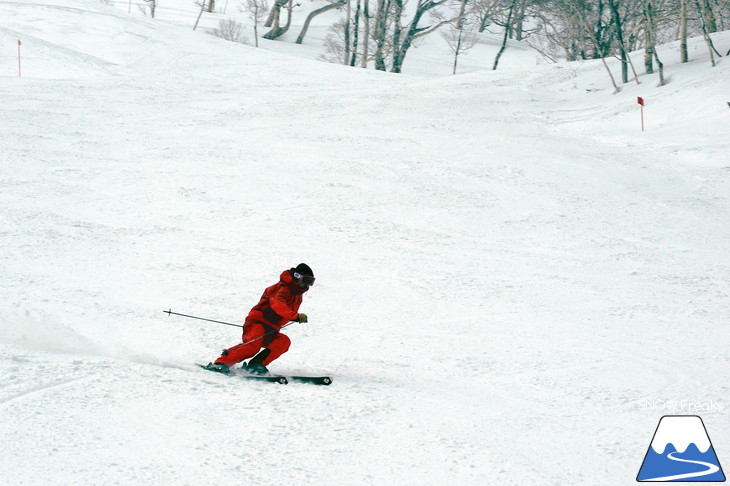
[{"left": 196, "top": 363, "right": 332, "bottom": 386}]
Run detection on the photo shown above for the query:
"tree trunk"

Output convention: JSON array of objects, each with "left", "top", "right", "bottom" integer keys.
[
  {"left": 700, "top": 0, "right": 717, "bottom": 32},
  {"left": 644, "top": 0, "right": 665, "bottom": 85},
  {"left": 601, "top": 55, "right": 621, "bottom": 93},
  {"left": 513, "top": 4, "right": 525, "bottom": 40},
  {"left": 607, "top": 0, "right": 628, "bottom": 83},
  {"left": 264, "top": 1, "right": 278, "bottom": 26},
  {"left": 493, "top": 0, "right": 515, "bottom": 70},
  {"left": 361, "top": 0, "right": 370, "bottom": 67},
  {"left": 453, "top": 28, "right": 463, "bottom": 74},
  {"left": 644, "top": 1, "right": 655, "bottom": 73},
  {"left": 625, "top": 41, "right": 640, "bottom": 84},
  {"left": 193, "top": 0, "right": 206, "bottom": 29},
  {"left": 296, "top": 0, "right": 346, "bottom": 44},
  {"left": 350, "top": 0, "right": 361, "bottom": 66},
  {"left": 570, "top": 0, "right": 621, "bottom": 92},
  {"left": 390, "top": 0, "right": 451, "bottom": 73},
  {"left": 344, "top": 0, "right": 352, "bottom": 64},
  {"left": 653, "top": 50, "right": 665, "bottom": 85},
  {"left": 593, "top": 0, "right": 608, "bottom": 59},
  {"left": 452, "top": 0, "right": 468, "bottom": 75},
  {"left": 390, "top": 0, "right": 404, "bottom": 71},
  {"left": 679, "top": 0, "right": 688, "bottom": 62},
  {"left": 695, "top": 0, "right": 721, "bottom": 66},
  {"left": 373, "top": 0, "right": 390, "bottom": 71},
  {"left": 263, "top": 0, "right": 292, "bottom": 40},
  {"left": 644, "top": 44, "right": 653, "bottom": 73},
  {"left": 390, "top": 1, "right": 418, "bottom": 73}
]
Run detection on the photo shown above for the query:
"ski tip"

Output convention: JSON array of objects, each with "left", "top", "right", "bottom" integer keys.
[
  {"left": 288, "top": 376, "right": 333, "bottom": 385},
  {"left": 242, "top": 374, "right": 288, "bottom": 384}
]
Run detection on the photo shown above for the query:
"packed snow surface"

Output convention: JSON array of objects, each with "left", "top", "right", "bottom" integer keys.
[{"left": 1, "top": 1, "right": 729, "bottom": 484}]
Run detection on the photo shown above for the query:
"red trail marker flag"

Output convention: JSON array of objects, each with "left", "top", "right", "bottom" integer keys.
[{"left": 637, "top": 97, "right": 645, "bottom": 130}]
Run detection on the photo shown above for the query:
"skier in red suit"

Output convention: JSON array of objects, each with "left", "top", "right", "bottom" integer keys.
[{"left": 205, "top": 263, "right": 315, "bottom": 375}]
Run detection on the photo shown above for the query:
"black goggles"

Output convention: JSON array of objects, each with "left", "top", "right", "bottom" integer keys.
[{"left": 294, "top": 272, "right": 316, "bottom": 286}]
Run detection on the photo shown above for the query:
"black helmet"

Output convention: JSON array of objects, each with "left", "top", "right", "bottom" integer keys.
[{"left": 292, "top": 263, "right": 315, "bottom": 286}]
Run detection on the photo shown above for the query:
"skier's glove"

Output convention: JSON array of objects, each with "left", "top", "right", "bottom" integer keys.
[{"left": 295, "top": 313, "right": 308, "bottom": 323}]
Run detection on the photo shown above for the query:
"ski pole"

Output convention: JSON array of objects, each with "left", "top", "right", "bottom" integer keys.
[
  {"left": 164, "top": 309, "right": 300, "bottom": 346},
  {"left": 164, "top": 309, "right": 242, "bottom": 328},
  {"left": 240, "top": 321, "right": 297, "bottom": 347}
]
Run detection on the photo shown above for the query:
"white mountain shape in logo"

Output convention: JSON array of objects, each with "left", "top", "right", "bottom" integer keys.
[{"left": 651, "top": 416, "right": 712, "bottom": 454}]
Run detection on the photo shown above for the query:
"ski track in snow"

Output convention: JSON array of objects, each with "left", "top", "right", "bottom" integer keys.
[{"left": 1, "top": 1, "right": 729, "bottom": 484}]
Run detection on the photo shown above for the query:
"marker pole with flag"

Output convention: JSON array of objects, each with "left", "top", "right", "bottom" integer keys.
[
  {"left": 17, "top": 39, "right": 22, "bottom": 77},
  {"left": 637, "top": 96, "right": 645, "bottom": 131}
]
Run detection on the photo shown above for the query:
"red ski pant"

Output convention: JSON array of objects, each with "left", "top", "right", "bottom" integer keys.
[{"left": 214, "top": 321, "right": 290, "bottom": 367}]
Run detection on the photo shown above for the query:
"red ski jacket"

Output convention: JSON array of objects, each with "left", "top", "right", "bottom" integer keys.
[{"left": 246, "top": 270, "right": 306, "bottom": 330}]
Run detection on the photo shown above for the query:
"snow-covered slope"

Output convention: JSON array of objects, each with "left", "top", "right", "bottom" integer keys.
[{"left": 1, "top": 1, "right": 729, "bottom": 484}]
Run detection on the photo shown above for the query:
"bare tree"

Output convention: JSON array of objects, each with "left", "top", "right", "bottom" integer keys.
[
  {"left": 372, "top": 0, "right": 391, "bottom": 70},
  {"left": 263, "top": 0, "right": 298, "bottom": 39},
  {"left": 296, "top": 0, "right": 346, "bottom": 44},
  {"left": 371, "top": 0, "right": 399, "bottom": 67},
  {"left": 643, "top": 0, "right": 665, "bottom": 84},
  {"left": 531, "top": 0, "right": 624, "bottom": 63},
  {"left": 361, "top": 0, "right": 371, "bottom": 66},
  {"left": 390, "top": 0, "right": 458, "bottom": 73},
  {"left": 320, "top": 18, "right": 349, "bottom": 62},
  {"left": 193, "top": 0, "right": 210, "bottom": 30},
  {"left": 442, "top": 0, "right": 479, "bottom": 74},
  {"left": 698, "top": 0, "right": 718, "bottom": 31},
  {"left": 643, "top": 0, "right": 656, "bottom": 72},
  {"left": 511, "top": 1, "right": 530, "bottom": 39},
  {"left": 694, "top": 0, "right": 722, "bottom": 65},
  {"left": 559, "top": 0, "right": 621, "bottom": 92},
  {"left": 321, "top": 10, "right": 387, "bottom": 66},
  {"left": 213, "top": 18, "right": 247, "bottom": 42},
  {"left": 472, "top": 0, "right": 502, "bottom": 31},
  {"left": 344, "top": 0, "right": 352, "bottom": 63},
  {"left": 679, "top": 0, "right": 689, "bottom": 62},
  {"left": 241, "top": 0, "right": 270, "bottom": 47},
  {"left": 140, "top": 0, "right": 158, "bottom": 17},
  {"left": 531, "top": 5, "right": 584, "bottom": 60},
  {"left": 606, "top": 0, "right": 630, "bottom": 82},
  {"left": 350, "top": 0, "right": 362, "bottom": 65},
  {"left": 312, "top": 0, "right": 730, "bottom": 75},
  {"left": 493, "top": 0, "right": 517, "bottom": 69}
]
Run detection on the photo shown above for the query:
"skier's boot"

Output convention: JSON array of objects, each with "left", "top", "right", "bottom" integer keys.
[
  {"left": 245, "top": 348, "right": 271, "bottom": 375},
  {"left": 204, "top": 362, "right": 231, "bottom": 374}
]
